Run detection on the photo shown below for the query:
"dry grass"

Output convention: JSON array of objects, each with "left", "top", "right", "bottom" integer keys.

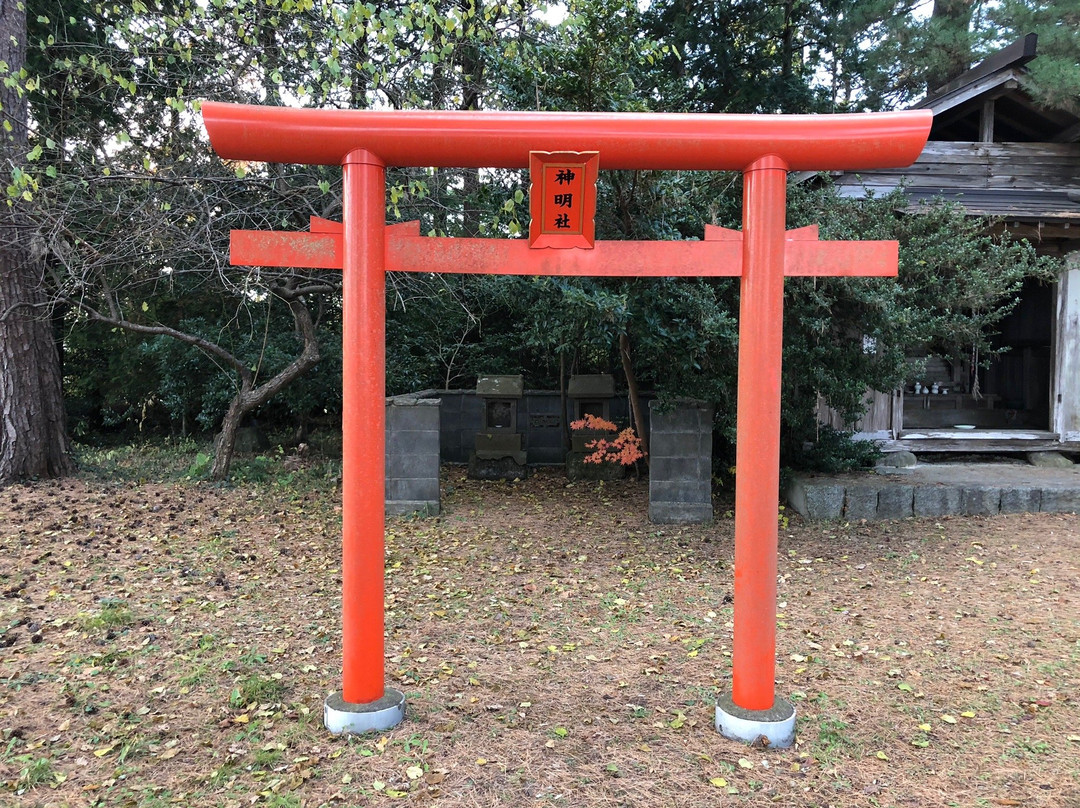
[{"left": 1, "top": 463, "right": 1078, "bottom": 807}]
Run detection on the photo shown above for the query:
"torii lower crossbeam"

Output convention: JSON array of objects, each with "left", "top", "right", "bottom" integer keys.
[{"left": 206, "top": 103, "right": 931, "bottom": 745}]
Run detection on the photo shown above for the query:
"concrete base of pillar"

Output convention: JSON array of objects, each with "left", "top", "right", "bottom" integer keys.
[
  {"left": 324, "top": 688, "right": 406, "bottom": 735},
  {"left": 715, "top": 693, "right": 796, "bottom": 749}
]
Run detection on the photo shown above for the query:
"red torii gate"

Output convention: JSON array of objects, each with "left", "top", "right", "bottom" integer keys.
[{"left": 203, "top": 102, "right": 931, "bottom": 745}]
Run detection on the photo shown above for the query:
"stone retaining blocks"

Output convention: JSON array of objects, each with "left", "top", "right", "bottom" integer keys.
[
  {"left": 385, "top": 395, "right": 441, "bottom": 516},
  {"left": 648, "top": 400, "right": 713, "bottom": 524},
  {"left": 788, "top": 473, "right": 1080, "bottom": 521},
  {"left": 913, "top": 486, "right": 961, "bottom": 518}
]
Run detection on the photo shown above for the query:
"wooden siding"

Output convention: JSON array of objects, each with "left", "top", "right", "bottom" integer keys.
[
  {"left": 816, "top": 389, "right": 898, "bottom": 440},
  {"left": 827, "top": 141, "right": 1080, "bottom": 221}
]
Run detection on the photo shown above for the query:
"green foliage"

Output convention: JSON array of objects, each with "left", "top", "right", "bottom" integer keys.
[
  {"left": 231, "top": 674, "right": 287, "bottom": 707},
  {"left": 779, "top": 183, "right": 1059, "bottom": 458},
  {"left": 789, "top": 426, "right": 883, "bottom": 473},
  {"left": 74, "top": 438, "right": 205, "bottom": 482},
  {"left": 82, "top": 601, "right": 134, "bottom": 631},
  {"left": 17, "top": 756, "right": 55, "bottom": 789},
  {"left": 988, "top": 1, "right": 1080, "bottom": 111},
  {"left": 187, "top": 452, "right": 212, "bottom": 479},
  {"left": 15, "top": 0, "right": 1073, "bottom": 475},
  {"left": 645, "top": 0, "right": 834, "bottom": 113}
]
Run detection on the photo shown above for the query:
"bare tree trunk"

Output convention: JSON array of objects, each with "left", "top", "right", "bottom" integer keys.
[
  {"left": 781, "top": 0, "right": 795, "bottom": 80},
  {"left": 208, "top": 292, "right": 321, "bottom": 479},
  {"left": 560, "top": 351, "right": 570, "bottom": 452},
  {"left": 75, "top": 281, "right": 324, "bottom": 481},
  {"left": 211, "top": 394, "right": 250, "bottom": 480},
  {"left": 0, "top": 0, "right": 72, "bottom": 484},
  {"left": 619, "top": 332, "right": 649, "bottom": 464}
]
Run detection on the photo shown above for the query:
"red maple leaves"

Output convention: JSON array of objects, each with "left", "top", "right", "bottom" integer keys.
[{"left": 569, "top": 414, "right": 645, "bottom": 466}]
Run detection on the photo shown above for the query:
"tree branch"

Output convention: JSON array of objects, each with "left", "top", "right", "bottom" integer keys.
[{"left": 72, "top": 298, "right": 253, "bottom": 383}]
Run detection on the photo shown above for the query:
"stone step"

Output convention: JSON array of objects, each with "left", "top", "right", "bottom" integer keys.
[{"left": 787, "top": 461, "right": 1080, "bottom": 520}]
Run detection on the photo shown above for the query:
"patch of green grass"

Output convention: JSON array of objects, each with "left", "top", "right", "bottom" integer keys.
[
  {"left": 178, "top": 663, "right": 211, "bottom": 688},
  {"left": 81, "top": 602, "right": 135, "bottom": 631},
  {"left": 230, "top": 674, "right": 287, "bottom": 707},
  {"left": 251, "top": 747, "right": 283, "bottom": 770},
  {"left": 263, "top": 795, "right": 302, "bottom": 808},
  {"left": 1008, "top": 737, "right": 1053, "bottom": 758},
  {"left": 135, "top": 789, "right": 175, "bottom": 808},
  {"left": 17, "top": 756, "right": 55, "bottom": 789},
  {"left": 74, "top": 438, "right": 206, "bottom": 482},
  {"left": 209, "top": 762, "right": 242, "bottom": 785},
  {"left": 814, "top": 716, "right": 858, "bottom": 762}
]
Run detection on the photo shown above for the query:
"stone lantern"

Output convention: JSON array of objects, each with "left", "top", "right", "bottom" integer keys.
[
  {"left": 566, "top": 373, "right": 624, "bottom": 480},
  {"left": 567, "top": 373, "right": 615, "bottom": 451},
  {"left": 468, "top": 375, "right": 527, "bottom": 480}
]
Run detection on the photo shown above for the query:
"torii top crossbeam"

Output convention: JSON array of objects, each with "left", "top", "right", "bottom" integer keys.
[
  {"left": 202, "top": 101, "right": 928, "bottom": 171},
  {"left": 203, "top": 100, "right": 931, "bottom": 743}
]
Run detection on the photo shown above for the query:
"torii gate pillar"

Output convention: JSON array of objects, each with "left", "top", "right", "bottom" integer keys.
[
  {"left": 321, "top": 149, "right": 408, "bottom": 733},
  {"left": 204, "top": 102, "right": 931, "bottom": 745}
]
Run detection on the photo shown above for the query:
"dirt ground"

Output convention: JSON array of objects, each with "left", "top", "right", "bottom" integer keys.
[{"left": 1, "top": 462, "right": 1078, "bottom": 807}]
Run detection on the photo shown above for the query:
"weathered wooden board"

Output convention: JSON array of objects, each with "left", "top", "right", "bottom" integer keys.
[{"left": 882, "top": 435, "right": 1077, "bottom": 453}]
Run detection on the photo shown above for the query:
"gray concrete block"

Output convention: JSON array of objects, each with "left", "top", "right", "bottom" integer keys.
[
  {"left": 960, "top": 486, "right": 1001, "bottom": 516},
  {"left": 650, "top": 479, "right": 711, "bottom": 504},
  {"left": 1000, "top": 487, "right": 1042, "bottom": 514},
  {"left": 529, "top": 447, "right": 565, "bottom": 465},
  {"left": 786, "top": 478, "right": 844, "bottom": 520},
  {"left": 843, "top": 486, "right": 878, "bottom": 520},
  {"left": 468, "top": 455, "right": 528, "bottom": 481},
  {"left": 785, "top": 477, "right": 809, "bottom": 517},
  {"left": 650, "top": 455, "right": 711, "bottom": 481},
  {"left": 651, "top": 416, "right": 705, "bottom": 436},
  {"left": 525, "top": 396, "right": 562, "bottom": 415},
  {"left": 387, "top": 429, "right": 440, "bottom": 455},
  {"left": 649, "top": 501, "right": 713, "bottom": 524},
  {"left": 386, "top": 478, "right": 440, "bottom": 502},
  {"left": 529, "top": 431, "right": 563, "bottom": 448},
  {"left": 461, "top": 397, "right": 484, "bottom": 417},
  {"left": 651, "top": 399, "right": 713, "bottom": 427},
  {"left": 807, "top": 485, "right": 845, "bottom": 520},
  {"left": 913, "top": 486, "right": 961, "bottom": 518},
  {"left": 651, "top": 410, "right": 698, "bottom": 432},
  {"left": 1039, "top": 488, "right": 1080, "bottom": 513},
  {"left": 386, "top": 452, "right": 439, "bottom": 479},
  {"left": 440, "top": 434, "right": 464, "bottom": 461},
  {"left": 386, "top": 500, "right": 439, "bottom": 517},
  {"left": 650, "top": 432, "right": 710, "bottom": 458},
  {"left": 876, "top": 485, "right": 914, "bottom": 520},
  {"left": 386, "top": 405, "right": 440, "bottom": 432}
]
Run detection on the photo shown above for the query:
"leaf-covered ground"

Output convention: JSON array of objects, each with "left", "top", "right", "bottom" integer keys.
[{"left": 1, "top": 464, "right": 1078, "bottom": 807}]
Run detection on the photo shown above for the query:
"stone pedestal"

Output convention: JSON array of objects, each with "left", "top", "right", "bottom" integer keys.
[{"left": 649, "top": 400, "right": 714, "bottom": 523}]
